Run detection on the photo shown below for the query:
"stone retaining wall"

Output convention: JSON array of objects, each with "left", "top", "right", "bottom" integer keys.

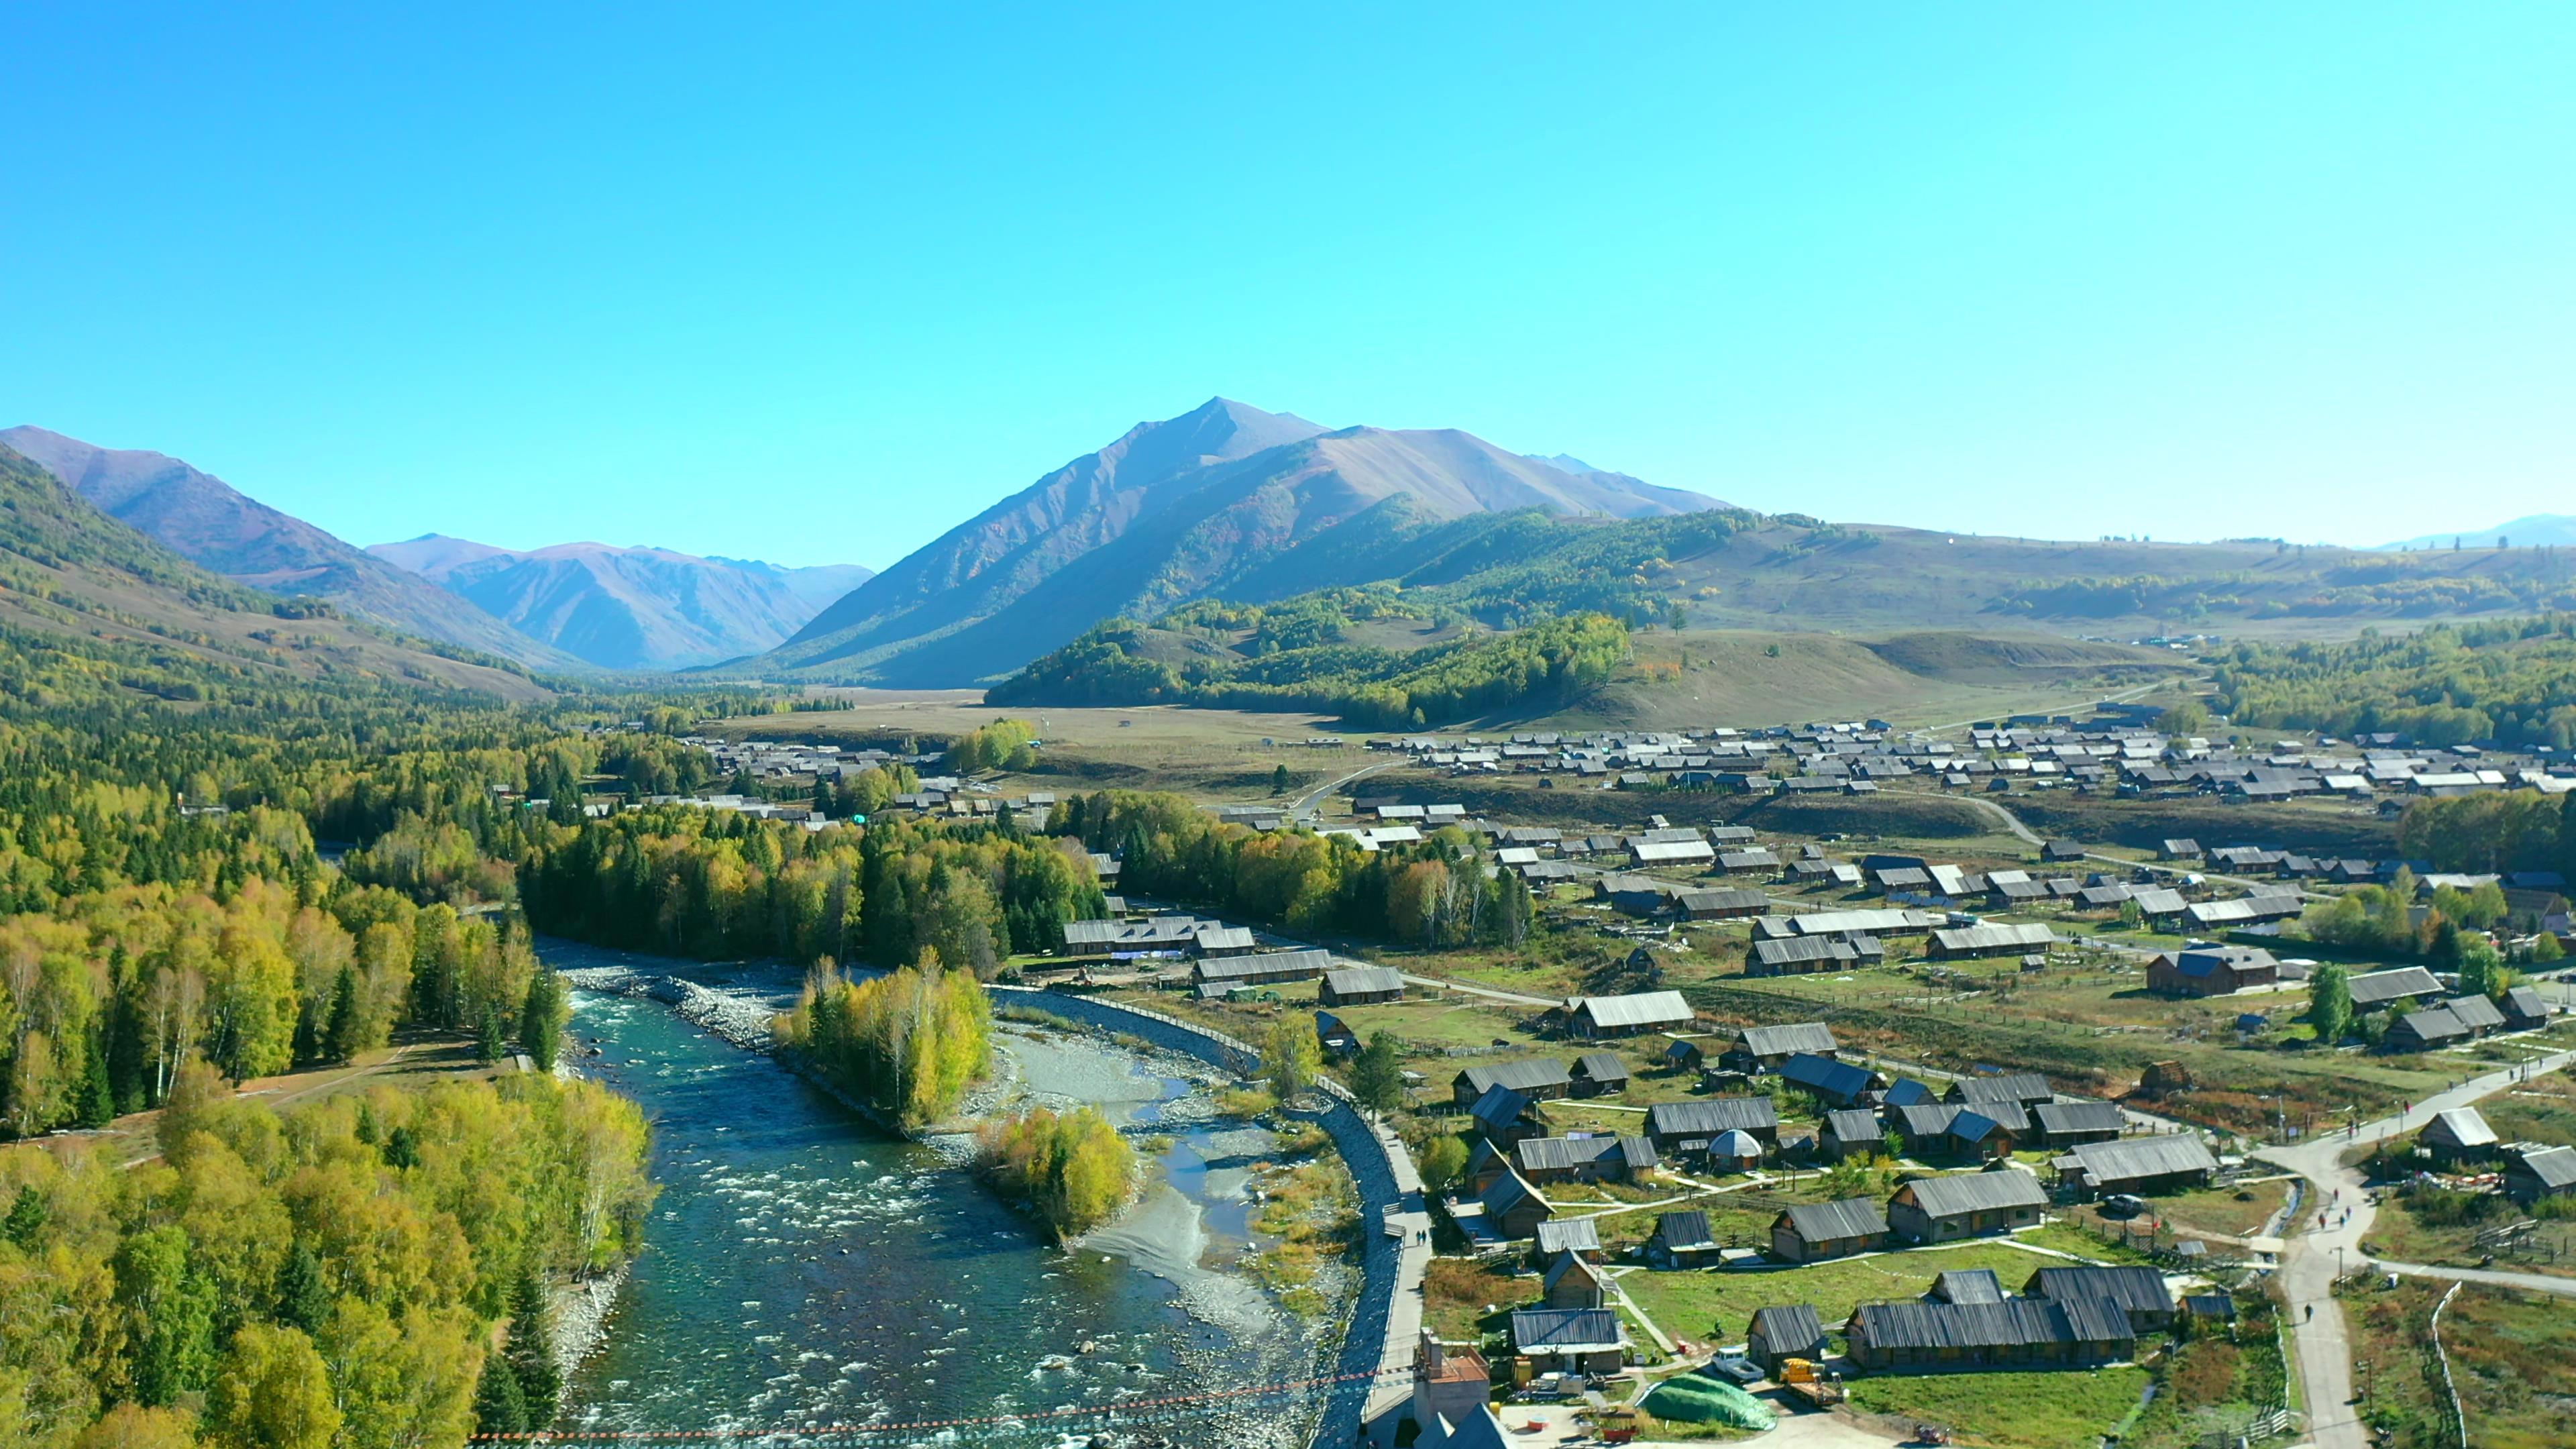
[{"left": 992, "top": 987, "right": 1429, "bottom": 1448}]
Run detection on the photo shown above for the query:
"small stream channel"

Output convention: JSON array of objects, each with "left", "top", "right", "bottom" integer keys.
[{"left": 543, "top": 940, "right": 1350, "bottom": 1446}]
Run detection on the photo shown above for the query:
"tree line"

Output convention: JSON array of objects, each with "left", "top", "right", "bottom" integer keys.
[
  {"left": 2214, "top": 614, "right": 2576, "bottom": 750},
  {"left": 0, "top": 1069, "right": 651, "bottom": 1449},
  {"left": 1044, "top": 790, "right": 1535, "bottom": 949}
]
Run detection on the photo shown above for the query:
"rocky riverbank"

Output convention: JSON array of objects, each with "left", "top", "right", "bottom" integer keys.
[{"left": 543, "top": 939, "right": 1360, "bottom": 1447}]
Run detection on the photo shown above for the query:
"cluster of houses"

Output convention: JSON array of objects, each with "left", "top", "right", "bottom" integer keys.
[
  {"left": 1353, "top": 703, "right": 2576, "bottom": 806},
  {"left": 1455, "top": 1017, "right": 2220, "bottom": 1265},
  {"left": 2414, "top": 1105, "right": 2576, "bottom": 1204},
  {"left": 2142, "top": 957, "right": 2560, "bottom": 1047}
]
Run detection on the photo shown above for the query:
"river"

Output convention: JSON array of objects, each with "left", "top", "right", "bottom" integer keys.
[{"left": 546, "top": 943, "right": 1350, "bottom": 1446}]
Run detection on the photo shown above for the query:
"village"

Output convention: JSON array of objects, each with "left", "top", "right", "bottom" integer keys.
[{"left": 682, "top": 702, "right": 2576, "bottom": 1448}]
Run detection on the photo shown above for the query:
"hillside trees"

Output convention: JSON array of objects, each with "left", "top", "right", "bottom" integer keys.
[
  {"left": 2213, "top": 614, "right": 2576, "bottom": 749},
  {"left": 991, "top": 608, "right": 1631, "bottom": 727}
]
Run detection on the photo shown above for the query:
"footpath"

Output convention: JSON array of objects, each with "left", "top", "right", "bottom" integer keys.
[{"left": 2257, "top": 1046, "right": 2576, "bottom": 1449}]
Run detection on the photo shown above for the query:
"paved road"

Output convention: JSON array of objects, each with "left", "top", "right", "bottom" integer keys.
[
  {"left": 2257, "top": 1046, "right": 2576, "bottom": 1449},
  {"left": 1962, "top": 792, "right": 2326, "bottom": 902},
  {"left": 1291, "top": 760, "right": 1395, "bottom": 822}
]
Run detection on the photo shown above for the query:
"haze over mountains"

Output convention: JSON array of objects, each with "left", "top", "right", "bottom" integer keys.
[
  {"left": 2381, "top": 515, "right": 2576, "bottom": 551},
  {"left": 1, "top": 425, "right": 871, "bottom": 672},
  {"left": 12, "top": 403, "right": 2573, "bottom": 690},
  {"left": 0, "top": 425, "right": 580, "bottom": 669},
  {"left": 367, "top": 536, "right": 871, "bottom": 669},
  {"left": 756, "top": 397, "right": 1731, "bottom": 686},
  {"left": 0, "top": 438, "right": 545, "bottom": 699}
]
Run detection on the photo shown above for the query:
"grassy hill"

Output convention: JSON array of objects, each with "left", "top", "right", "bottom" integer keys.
[
  {"left": 0, "top": 441, "right": 549, "bottom": 704},
  {"left": 986, "top": 567, "right": 2196, "bottom": 730},
  {"left": 1556, "top": 628, "right": 2190, "bottom": 731}
]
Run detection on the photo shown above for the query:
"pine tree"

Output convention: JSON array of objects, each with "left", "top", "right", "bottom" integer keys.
[
  {"left": 519, "top": 970, "right": 568, "bottom": 1072},
  {"left": 476, "top": 1004, "right": 508, "bottom": 1063},
  {"left": 322, "top": 967, "right": 364, "bottom": 1063},
  {"left": 472, "top": 1353, "right": 528, "bottom": 1434},
  {"left": 3, "top": 1185, "right": 46, "bottom": 1250},
  {"left": 2428, "top": 918, "right": 2465, "bottom": 975},
  {"left": 272, "top": 1242, "right": 328, "bottom": 1333},
  {"left": 507, "top": 1265, "right": 561, "bottom": 1428},
  {"left": 77, "top": 1026, "right": 116, "bottom": 1128},
  {"left": 1350, "top": 1031, "right": 1405, "bottom": 1114}
]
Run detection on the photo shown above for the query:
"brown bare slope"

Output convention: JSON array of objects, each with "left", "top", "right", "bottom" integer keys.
[{"left": 1, "top": 426, "right": 582, "bottom": 670}]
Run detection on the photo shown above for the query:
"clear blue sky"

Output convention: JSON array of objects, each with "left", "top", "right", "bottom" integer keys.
[{"left": 3, "top": 5, "right": 2569, "bottom": 566}]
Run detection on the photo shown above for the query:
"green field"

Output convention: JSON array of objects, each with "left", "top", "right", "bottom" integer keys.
[
  {"left": 1845, "top": 1366, "right": 2152, "bottom": 1449},
  {"left": 1616, "top": 1239, "right": 2067, "bottom": 1344}
]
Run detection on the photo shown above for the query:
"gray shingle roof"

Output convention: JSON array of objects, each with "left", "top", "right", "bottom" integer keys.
[
  {"left": 1515, "top": 1135, "right": 1658, "bottom": 1175},
  {"left": 1647, "top": 1097, "right": 1780, "bottom": 1140},
  {"left": 1739, "top": 1022, "right": 1838, "bottom": 1058},
  {"left": 2034, "top": 1100, "right": 2128, "bottom": 1136},
  {"left": 1899, "top": 1169, "right": 2048, "bottom": 1218},
  {"left": 1753, "top": 937, "right": 1858, "bottom": 969},
  {"left": 1951, "top": 1073, "right": 2054, "bottom": 1106},
  {"left": 1748, "top": 1303, "right": 1824, "bottom": 1350},
  {"left": 2025, "top": 1265, "right": 2176, "bottom": 1320},
  {"left": 1509, "top": 1307, "right": 1625, "bottom": 1353},
  {"left": 2444, "top": 993, "right": 2506, "bottom": 1032},
  {"left": 1932, "top": 922, "right": 2058, "bottom": 953},
  {"left": 1781, "top": 1197, "right": 1889, "bottom": 1243},
  {"left": 2347, "top": 965, "right": 2443, "bottom": 1006},
  {"left": 1534, "top": 1218, "right": 1601, "bottom": 1256},
  {"left": 1572, "top": 1052, "right": 1630, "bottom": 1083},
  {"left": 1458, "top": 1059, "right": 1572, "bottom": 1095},
  {"left": 1929, "top": 1269, "right": 2006, "bottom": 1304},
  {"left": 2423, "top": 1108, "right": 2497, "bottom": 1149},
  {"left": 1823, "top": 1108, "right": 1883, "bottom": 1143},
  {"left": 1320, "top": 965, "right": 1403, "bottom": 996},
  {"left": 1195, "top": 948, "right": 1331, "bottom": 981},
  {"left": 1847, "top": 1295, "right": 2131, "bottom": 1352},
  {"left": 2067, "top": 1134, "right": 2218, "bottom": 1184},
  {"left": 1570, "top": 990, "right": 1693, "bottom": 1030},
  {"left": 2516, "top": 1144, "right": 2576, "bottom": 1190},
  {"left": 1653, "top": 1210, "right": 1717, "bottom": 1248}
]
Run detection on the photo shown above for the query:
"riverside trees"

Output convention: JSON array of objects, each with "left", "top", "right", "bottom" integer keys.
[
  {"left": 0, "top": 1073, "right": 653, "bottom": 1447},
  {"left": 972, "top": 1106, "right": 1136, "bottom": 1240},
  {"left": 776, "top": 951, "right": 992, "bottom": 1127}
]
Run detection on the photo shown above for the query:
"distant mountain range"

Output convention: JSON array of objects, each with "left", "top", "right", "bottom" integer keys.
[
  {"left": 366, "top": 536, "right": 871, "bottom": 669},
  {"left": 0, "top": 438, "right": 546, "bottom": 699},
  {"left": 15, "top": 405, "right": 2573, "bottom": 690},
  {"left": 1, "top": 425, "right": 871, "bottom": 672},
  {"left": 2380, "top": 515, "right": 2576, "bottom": 551},
  {"left": 0, "top": 425, "right": 582, "bottom": 669},
  {"left": 755, "top": 397, "right": 1731, "bottom": 685}
]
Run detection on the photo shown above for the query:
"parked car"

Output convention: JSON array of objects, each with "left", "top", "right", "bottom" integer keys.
[
  {"left": 2100, "top": 1193, "right": 2149, "bottom": 1220},
  {"left": 1701, "top": 1356, "right": 1764, "bottom": 1385}
]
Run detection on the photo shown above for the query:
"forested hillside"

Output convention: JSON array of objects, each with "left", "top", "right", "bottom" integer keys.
[
  {"left": 0, "top": 441, "right": 550, "bottom": 703},
  {"left": 2212, "top": 614, "right": 2576, "bottom": 748},
  {"left": 986, "top": 590, "right": 1631, "bottom": 727}
]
